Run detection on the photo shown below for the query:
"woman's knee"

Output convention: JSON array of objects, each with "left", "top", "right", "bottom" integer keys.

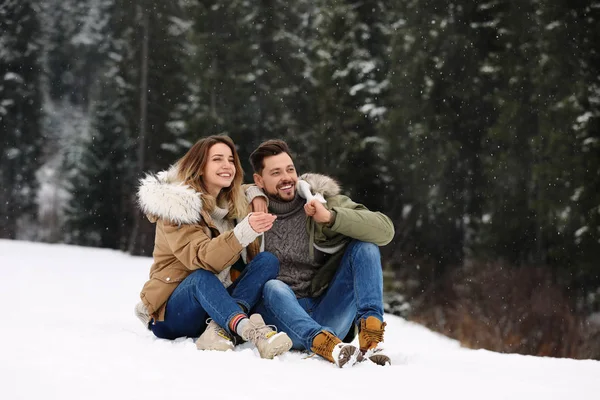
[
  {"left": 185, "top": 268, "right": 216, "bottom": 288},
  {"left": 254, "top": 251, "right": 278, "bottom": 265},
  {"left": 151, "top": 323, "right": 176, "bottom": 340},
  {"left": 252, "top": 251, "right": 280, "bottom": 277}
]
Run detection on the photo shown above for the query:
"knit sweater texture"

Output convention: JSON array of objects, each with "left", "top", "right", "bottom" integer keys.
[
  {"left": 265, "top": 194, "right": 321, "bottom": 298},
  {"left": 210, "top": 206, "right": 247, "bottom": 288}
]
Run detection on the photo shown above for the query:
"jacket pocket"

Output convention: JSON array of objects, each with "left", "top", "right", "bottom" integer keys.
[
  {"left": 151, "top": 267, "right": 189, "bottom": 284},
  {"left": 141, "top": 268, "right": 191, "bottom": 316}
]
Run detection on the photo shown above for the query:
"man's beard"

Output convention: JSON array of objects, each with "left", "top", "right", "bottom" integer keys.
[{"left": 265, "top": 182, "right": 296, "bottom": 202}]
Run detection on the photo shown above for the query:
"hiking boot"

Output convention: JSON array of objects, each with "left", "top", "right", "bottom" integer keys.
[
  {"left": 196, "top": 320, "right": 235, "bottom": 351},
  {"left": 240, "top": 314, "right": 293, "bottom": 359},
  {"left": 359, "top": 316, "right": 391, "bottom": 366},
  {"left": 311, "top": 330, "right": 362, "bottom": 368},
  {"left": 134, "top": 301, "right": 151, "bottom": 329}
]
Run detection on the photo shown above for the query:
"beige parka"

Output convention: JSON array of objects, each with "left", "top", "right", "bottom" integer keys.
[{"left": 137, "top": 167, "right": 260, "bottom": 321}]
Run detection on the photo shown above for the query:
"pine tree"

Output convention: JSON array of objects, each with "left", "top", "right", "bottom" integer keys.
[
  {"left": 63, "top": 85, "right": 132, "bottom": 248},
  {"left": 299, "top": 0, "right": 391, "bottom": 211},
  {"left": 184, "top": 0, "right": 293, "bottom": 166},
  {"left": 479, "top": 0, "right": 600, "bottom": 287},
  {"left": 531, "top": 0, "right": 600, "bottom": 288},
  {"left": 0, "top": 0, "right": 43, "bottom": 239},
  {"left": 56, "top": 0, "right": 135, "bottom": 249},
  {"left": 186, "top": 0, "right": 391, "bottom": 210},
  {"left": 105, "top": 0, "right": 192, "bottom": 255},
  {"left": 382, "top": 0, "right": 599, "bottom": 294},
  {"left": 383, "top": 0, "right": 501, "bottom": 275}
]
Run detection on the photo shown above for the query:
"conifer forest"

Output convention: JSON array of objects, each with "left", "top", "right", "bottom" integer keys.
[{"left": 1, "top": 0, "right": 599, "bottom": 358}]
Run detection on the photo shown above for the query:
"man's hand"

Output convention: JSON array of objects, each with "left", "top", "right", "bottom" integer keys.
[
  {"left": 251, "top": 196, "right": 268, "bottom": 213},
  {"left": 304, "top": 199, "right": 331, "bottom": 224},
  {"left": 248, "top": 212, "right": 277, "bottom": 233}
]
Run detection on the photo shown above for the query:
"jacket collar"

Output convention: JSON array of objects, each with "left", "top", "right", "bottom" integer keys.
[
  {"left": 137, "top": 165, "right": 204, "bottom": 225},
  {"left": 299, "top": 173, "right": 341, "bottom": 198},
  {"left": 137, "top": 170, "right": 340, "bottom": 225}
]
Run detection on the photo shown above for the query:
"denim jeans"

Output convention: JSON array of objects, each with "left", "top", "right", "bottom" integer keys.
[
  {"left": 253, "top": 240, "right": 384, "bottom": 350},
  {"left": 151, "top": 252, "right": 279, "bottom": 340}
]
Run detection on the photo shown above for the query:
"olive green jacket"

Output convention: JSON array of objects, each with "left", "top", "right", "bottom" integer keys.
[{"left": 295, "top": 173, "right": 395, "bottom": 296}]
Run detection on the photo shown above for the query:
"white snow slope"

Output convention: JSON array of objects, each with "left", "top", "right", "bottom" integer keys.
[{"left": 1, "top": 239, "right": 598, "bottom": 400}]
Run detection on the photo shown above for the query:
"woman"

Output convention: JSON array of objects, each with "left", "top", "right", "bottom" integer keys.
[{"left": 134, "top": 135, "right": 292, "bottom": 359}]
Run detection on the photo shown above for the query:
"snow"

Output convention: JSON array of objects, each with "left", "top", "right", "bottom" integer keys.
[
  {"left": 3, "top": 72, "right": 23, "bottom": 83},
  {"left": 1, "top": 239, "right": 598, "bottom": 400},
  {"left": 359, "top": 103, "right": 387, "bottom": 118},
  {"left": 575, "top": 226, "right": 590, "bottom": 238}
]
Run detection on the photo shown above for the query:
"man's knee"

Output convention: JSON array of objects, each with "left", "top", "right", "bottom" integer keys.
[
  {"left": 263, "top": 279, "right": 292, "bottom": 303},
  {"left": 349, "top": 240, "right": 380, "bottom": 259},
  {"left": 263, "top": 279, "right": 289, "bottom": 294}
]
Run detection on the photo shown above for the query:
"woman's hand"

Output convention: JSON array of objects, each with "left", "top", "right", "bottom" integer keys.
[
  {"left": 251, "top": 196, "right": 268, "bottom": 213},
  {"left": 248, "top": 212, "right": 277, "bottom": 233}
]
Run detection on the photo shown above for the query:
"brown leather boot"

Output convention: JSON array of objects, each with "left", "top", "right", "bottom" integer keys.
[
  {"left": 359, "top": 316, "right": 391, "bottom": 366},
  {"left": 311, "top": 331, "right": 362, "bottom": 368}
]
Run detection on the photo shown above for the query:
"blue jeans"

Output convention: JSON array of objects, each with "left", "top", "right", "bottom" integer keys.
[
  {"left": 151, "top": 252, "right": 279, "bottom": 340},
  {"left": 253, "top": 240, "right": 384, "bottom": 350}
]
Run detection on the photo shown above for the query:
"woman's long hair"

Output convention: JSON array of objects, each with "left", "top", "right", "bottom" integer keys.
[{"left": 175, "top": 135, "right": 247, "bottom": 219}]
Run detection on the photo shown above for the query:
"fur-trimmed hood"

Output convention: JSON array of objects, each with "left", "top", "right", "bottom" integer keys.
[
  {"left": 297, "top": 173, "right": 341, "bottom": 205},
  {"left": 137, "top": 166, "right": 203, "bottom": 225},
  {"left": 137, "top": 169, "right": 340, "bottom": 225}
]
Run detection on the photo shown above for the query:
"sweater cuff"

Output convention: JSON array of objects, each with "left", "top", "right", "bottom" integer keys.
[
  {"left": 234, "top": 215, "right": 261, "bottom": 247},
  {"left": 245, "top": 186, "right": 269, "bottom": 206}
]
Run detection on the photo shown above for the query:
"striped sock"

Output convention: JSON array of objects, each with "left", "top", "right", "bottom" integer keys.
[
  {"left": 229, "top": 313, "right": 247, "bottom": 334},
  {"left": 235, "top": 319, "right": 250, "bottom": 338}
]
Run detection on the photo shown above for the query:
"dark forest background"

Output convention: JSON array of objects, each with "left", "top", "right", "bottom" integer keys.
[{"left": 1, "top": 0, "right": 599, "bottom": 358}]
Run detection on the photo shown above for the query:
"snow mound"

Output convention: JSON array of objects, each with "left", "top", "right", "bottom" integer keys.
[{"left": 1, "top": 240, "right": 598, "bottom": 400}]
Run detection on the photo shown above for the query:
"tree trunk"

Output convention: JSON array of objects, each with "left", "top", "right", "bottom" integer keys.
[{"left": 128, "top": 4, "right": 152, "bottom": 256}]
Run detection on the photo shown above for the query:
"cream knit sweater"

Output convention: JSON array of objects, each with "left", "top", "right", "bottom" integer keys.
[{"left": 209, "top": 205, "right": 259, "bottom": 288}]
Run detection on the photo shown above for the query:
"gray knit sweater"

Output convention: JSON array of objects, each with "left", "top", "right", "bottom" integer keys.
[{"left": 265, "top": 194, "right": 322, "bottom": 298}]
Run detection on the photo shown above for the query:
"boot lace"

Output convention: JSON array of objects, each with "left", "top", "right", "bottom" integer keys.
[
  {"left": 243, "top": 323, "right": 278, "bottom": 342},
  {"left": 361, "top": 321, "right": 386, "bottom": 345},
  {"left": 311, "top": 333, "right": 338, "bottom": 362},
  {"left": 205, "top": 318, "right": 233, "bottom": 341}
]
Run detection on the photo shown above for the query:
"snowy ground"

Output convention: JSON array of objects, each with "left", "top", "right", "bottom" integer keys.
[{"left": 1, "top": 240, "right": 598, "bottom": 400}]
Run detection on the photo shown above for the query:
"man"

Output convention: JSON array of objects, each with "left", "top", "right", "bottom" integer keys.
[{"left": 248, "top": 139, "right": 394, "bottom": 367}]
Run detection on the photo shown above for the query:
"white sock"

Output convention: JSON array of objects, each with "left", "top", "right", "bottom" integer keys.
[{"left": 235, "top": 318, "right": 250, "bottom": 337}]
